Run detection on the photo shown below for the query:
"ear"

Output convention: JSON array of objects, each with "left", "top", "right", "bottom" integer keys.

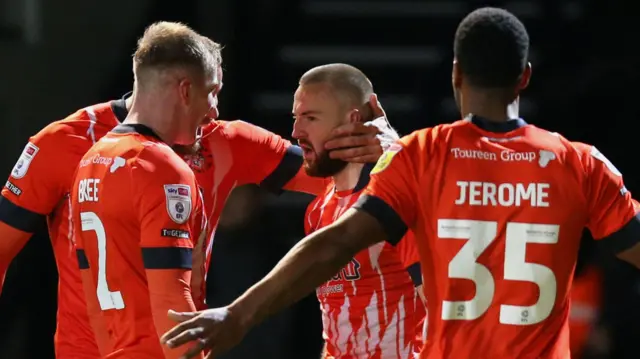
[
  {"left": 348, "top": 108, "right": 363, "bottom": 124},
  {"left": 518, "top": 62, "right": 532, "bottom": 90},
  {"left": 177, "top": 78, "right": 191, "bottom": 106},
  {"left": 452, "top": 59, "right": 463, "bottom": 88}
]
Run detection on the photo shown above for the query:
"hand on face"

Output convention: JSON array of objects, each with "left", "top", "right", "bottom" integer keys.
[{"left": 324, "top": 94, "right": 396, "bottom": 163}]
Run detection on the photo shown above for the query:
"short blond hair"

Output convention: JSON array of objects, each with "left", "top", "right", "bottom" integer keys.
[{"left": 133, "top": 21, "right": 222, "bottom": 84}]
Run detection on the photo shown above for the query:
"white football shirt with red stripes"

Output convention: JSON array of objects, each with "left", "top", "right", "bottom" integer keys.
[{"left": 305, "top": 178, "right": 426, "bottom": 359}]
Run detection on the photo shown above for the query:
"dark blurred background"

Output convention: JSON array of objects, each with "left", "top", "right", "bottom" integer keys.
[{"left": 0, "top": 0, "right": 638, "bottom": 358}]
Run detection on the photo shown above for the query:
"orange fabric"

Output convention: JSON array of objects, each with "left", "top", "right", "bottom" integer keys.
[
  {"left": 0, "top": 102, "right": 119, "bottom": 358},
  {"left": 569, "top": 266, "right": 602, "bottom": 358},
  {"left": 360, "top": 120, "right": 639, "bottom": 359},
  {"left": 282, "top": 165, "right": 330, "bottom": 195},
  {"left": 306, "top": 183, "right": 425, "bottom": 358},
  {"left": 185, "top": 120, "right": 321, "bottom": 275},
  {"left": 72, "top": 128, "right": 204, "bottom": 359}
]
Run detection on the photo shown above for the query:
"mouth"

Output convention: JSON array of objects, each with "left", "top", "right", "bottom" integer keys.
[{"left": 298, "top": 143, "right": 315, "bottom": 160}]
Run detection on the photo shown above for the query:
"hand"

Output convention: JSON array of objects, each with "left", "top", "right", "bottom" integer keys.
[
  {"left": 368, "top": 93, "right": 387, "bottom": 119},
  {"left": 324, "top": 122, "right": 382, "bottom": 163},
  {"left": 161, "top": 307, "right": 248, "bottom": 359},
  {"left": 324, "top": 93, "right": 397, "bottom": 163}
]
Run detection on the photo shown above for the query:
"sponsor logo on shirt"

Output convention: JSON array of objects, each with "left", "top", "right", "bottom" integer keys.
[
  {"left": 450, "top": 148, "right": 556, "bottom": 168},
  {"left": 4, "top": 180, "right": 22, "bottom": 196},
  {"left": 161, "top": 228, "right": 190, "bottom": 239},
  {"left": 11, "top": 142, "right": 39, "bottom": 179},
  {"left": 164, "top": 184, "right": 192, "bottom": 224},
  {"left": 370, "top": 143, "right": 402, "bottom": 175}
]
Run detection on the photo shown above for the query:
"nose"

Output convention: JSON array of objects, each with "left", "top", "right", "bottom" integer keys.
[{"left": 291, "top": 118, "right": 305, "bottom": 139}]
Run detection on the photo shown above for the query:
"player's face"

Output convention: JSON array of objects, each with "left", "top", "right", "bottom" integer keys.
[
  {"left": 291, "top": 83, "right": 349, "bottom": 177},
  {"left": 179, "top": 66, "right": 223, "bottom": 145}
]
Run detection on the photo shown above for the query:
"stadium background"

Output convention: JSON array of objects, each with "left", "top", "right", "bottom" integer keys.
[{"left": 0, "top": 0, "right": 637, "bottom": 358}]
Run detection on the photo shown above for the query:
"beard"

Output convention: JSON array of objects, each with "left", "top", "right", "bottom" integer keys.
[{"left": 303, "top": 148, "right": 348, "bottom": 177}]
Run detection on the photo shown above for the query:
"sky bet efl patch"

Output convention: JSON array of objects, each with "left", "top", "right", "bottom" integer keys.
[
  {"left": 164, "top": 184, "right": 192, "bottom": 224},
  {"left": 370, "top": 143, "right": 402, "bottom": 175},
  {"left": 11, "top": 142, "right": 39, "bottom": 179}
]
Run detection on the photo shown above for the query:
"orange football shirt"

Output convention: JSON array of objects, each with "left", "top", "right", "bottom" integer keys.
[
  {"left": 71, "top": 124, "right": 206, "bottom": 359},
  {"left": 182, "top": 120, "right": 329, "bottom": 278},
  {"left": 0, "top": 100, "right": 125, "bottom": 358},
  {"left": 354, "top": 115, "right": 640, "bottom": 359},
  {"left": 306, "top": 166, "right": 425, "bottom": 359}
]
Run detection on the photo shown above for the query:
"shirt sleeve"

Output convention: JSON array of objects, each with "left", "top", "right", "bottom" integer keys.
[
  {"left": 132, "top": 148, "right": 198, "bottom": 270},
  {"left": 219, "top": 120, "right": 300, "bottom": 190},
  {"left": 353, "top": 135, "right": 421, "bottom": 246},
  {"left": 132, "top": 146, "right": 201, "bottom": 359},
  {"left": 581, "top": 144, "right": 640, "bottom": 253},
  {"left": 0, "top": 129, "right": 70, "bottom": 232},
  {"left": 394, "top": 230, "right": 422, "bottom": 287}
]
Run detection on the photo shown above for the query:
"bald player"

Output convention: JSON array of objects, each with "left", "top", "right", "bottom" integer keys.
[
  {"left": 294, "top": 64, "right": 425, "bottom": 358},
  {"left": 161, "top": 8, "right": 640, "bottom": 359}
]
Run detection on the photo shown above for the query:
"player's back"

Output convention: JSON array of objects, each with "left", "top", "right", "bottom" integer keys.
[
  {"left": 1, "top": 100, "right": 124, "bottom": 358},
  {"left": 72, "top": 124, "right": 202, "bottom": 359},
  {"left": 412, "top": 116, "right": 612, "bottom": 358}
]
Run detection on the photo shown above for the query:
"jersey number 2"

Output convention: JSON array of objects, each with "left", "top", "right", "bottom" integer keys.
[
  {"left": 438, "top": 219, "right": 559, "bottom": 325},
  {"left": 80, "top": 212, "right": 125, "bottom": 310}
]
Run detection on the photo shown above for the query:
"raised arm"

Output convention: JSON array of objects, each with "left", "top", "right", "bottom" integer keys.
[{"left": 161, "top": 133, "right": 423, "bottom": 359}]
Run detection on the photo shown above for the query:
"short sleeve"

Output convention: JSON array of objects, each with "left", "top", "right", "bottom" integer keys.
[
  {"left": 0, "top": 128, "right": 71, "bottom": 232},
  {"left": 582, "top": 144, "right": 640, "bottom": 252},
  {"left": 394, "top": 230, "right": 422, "bottom": 286},
  {"left": 222, "top": 121, "right": 302, "bottom": 190},
  {"left": 132, "top": 147, "right": 199, "bottom": 270},
  {"left": 353, "top": 135, "right": 420, "bottom": 246}
]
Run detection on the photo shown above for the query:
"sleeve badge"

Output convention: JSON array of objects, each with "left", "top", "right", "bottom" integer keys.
[{"left": 164, "top": 184, "right": 192, "bottom": 224}]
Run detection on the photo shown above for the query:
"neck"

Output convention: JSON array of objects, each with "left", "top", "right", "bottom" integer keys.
[
  {"left": 460, "top": 90, "right": 520, "bottom": 123},
  {"left": 124, "top": 91, "right": 180, "bottom": 146},
  {"left": 125, "top": 94, "right": 133, "bottom": 111},
  {"left": 332, "top": 162, "right": 365, "bottom": 192}
]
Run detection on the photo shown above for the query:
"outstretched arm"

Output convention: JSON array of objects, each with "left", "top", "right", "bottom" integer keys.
[
  {"left": 161, "top": 209, "right": 387, "bottom": 358},
  {"left": 232, "top": 209, "right": 384, "bottom": 326}
]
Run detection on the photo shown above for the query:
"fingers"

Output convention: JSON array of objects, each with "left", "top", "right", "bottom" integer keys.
[
  {"left": 165, "top": 326, "right": 206, "bottom": 349},
  {"left": 161, "top": 317, "right": 199, "bottom": 345},
  {"left": 329, "top": 145, "right": 382, "bottom": 163},
  {"left": 325, "top": 135, "right": 380, "bottom": 151},
  {"left": 179, "top": 339, "right": 208, "bottom": 359},
  {"left": 330, "top": 122, "right": 380, "bottom": 138},
  {"left": 168, "top": 310, "right": 199, "bottom": 323},
  {"left": 369, "top": 93, "right": 386, "bottom": 118}
]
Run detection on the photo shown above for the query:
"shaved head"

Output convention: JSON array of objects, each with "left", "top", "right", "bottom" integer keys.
[{"left": 299, "top": 63, "right": 374, "bottom": 115}]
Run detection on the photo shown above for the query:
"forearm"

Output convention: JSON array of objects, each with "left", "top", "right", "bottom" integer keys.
[
  {"left": 282, "top": 166, "right": 329, "bottom": 195},
  {"left": 231, "top": 223, "right": 357, "bottom": 328},
  {"left": 147, "top": 271, "right": 203, "bottom": 359}
]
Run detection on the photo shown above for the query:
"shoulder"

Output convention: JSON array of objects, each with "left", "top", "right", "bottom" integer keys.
[
  {"left": 134, "top": 141, "right": 195, "bottom": 182},
  {"left": 34, "top": 108, "right": 93, "bottom": 142}
]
